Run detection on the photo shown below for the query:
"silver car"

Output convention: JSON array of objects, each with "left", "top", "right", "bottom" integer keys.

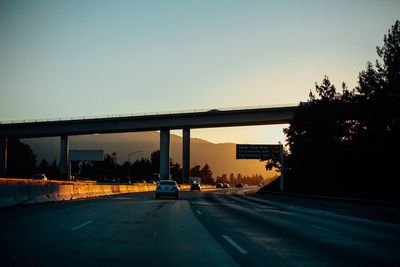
[
  {"left": 155, "top": 180, "right": 180, "bottom": 199},
  {"left": 31, "top": 174, "right": 48, "bottom": 180}
]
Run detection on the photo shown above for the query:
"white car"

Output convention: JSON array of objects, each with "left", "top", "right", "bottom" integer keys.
[
  {"left": 155, "top": 180, "right": 180, "bottom": 199},
  {"left": 31, "top": 174, "right": 48, "bottom": 180}
]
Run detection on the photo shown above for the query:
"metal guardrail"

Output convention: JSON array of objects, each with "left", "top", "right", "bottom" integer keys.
[{"left": 0, "top": 103, "right": 299, "bottom": 125}]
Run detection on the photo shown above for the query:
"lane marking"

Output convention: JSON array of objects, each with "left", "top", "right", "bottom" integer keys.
[
  {"left": 71, "top": 220, "right": 93, "bottom": 231},
  {"left": 222, "top": 235, "right": 248, "bottom": 254},
  {"left": 196, "top": 209, "right": 202, "bottom": 215},
  {"left": 309, "top": 224, "right": 341, "bottom": 235}
]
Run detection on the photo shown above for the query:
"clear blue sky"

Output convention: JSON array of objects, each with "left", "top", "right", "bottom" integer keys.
[{"left": 1, "top": 0, "right": 399, "bottom": 144}]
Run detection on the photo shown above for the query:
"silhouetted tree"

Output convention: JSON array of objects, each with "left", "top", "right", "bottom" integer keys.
[
  {"left": 7, "top": 138, "right": 37, "bottom": 177},
  {"left": 190, "top": 165, "right": 201, "bottom": 178},
  {"left": 282, "top": 21, "right": 400, "bottom": 199},
  {"left": 216, "top": 173, "right": 228, "bottom": 183},
  {"left": 228, "top": 173, "right": 235, "bottom": 183},
  {"left": 37, "top": 159, "right": 59, "bottom": 179},
  {"left": 48, "top": 160, "right": 59, "bottom": 179},
  {"left": 170, "top": 162, "right": 182, "bottom": 183},
  {"left": 103, "top": 152, "right": 118, "bottom": 180},
  {"left": 38, "top": 159, "right": 49, "bottom": 174},
  {"left": 129, "top": 158, "right": 152, "bottom": 181},
  {"left": 200, "top": 164, "right": 213, "bottom": 184}
]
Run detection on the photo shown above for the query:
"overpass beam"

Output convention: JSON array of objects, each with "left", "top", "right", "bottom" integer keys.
[
  {"left": 160, "top": 129, "right": 170, "bottom": 180},
  {"left": 182, "top": 128, "right": 190, "bottom": 182},
  {"left": 0, "top": 136, "right": 8, "bottom": 177},
  {"left": 59, "top": 135, "right": 71, "bottom": 180}
]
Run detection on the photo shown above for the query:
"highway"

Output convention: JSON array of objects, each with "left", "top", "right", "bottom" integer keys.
[{"left": 1, "top": 187, "right": 399, "bottom": 267}]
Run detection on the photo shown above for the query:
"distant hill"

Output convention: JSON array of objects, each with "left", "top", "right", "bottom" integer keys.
[{"left": 22, "top": 132, "right": 277, "bottom": 178}]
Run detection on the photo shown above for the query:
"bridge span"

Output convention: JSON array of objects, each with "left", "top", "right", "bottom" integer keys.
[{"left": 0, "top": 105, "right": 297, "bottom": 180}]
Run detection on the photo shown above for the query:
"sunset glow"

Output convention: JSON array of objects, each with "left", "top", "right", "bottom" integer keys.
[{"left": 1, "top": 0, "right": 399, "bottom": 145}]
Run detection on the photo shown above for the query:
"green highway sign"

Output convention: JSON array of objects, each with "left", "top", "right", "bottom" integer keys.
[{"left": 236, "top": 144, "right": 281, "bottom": 160}]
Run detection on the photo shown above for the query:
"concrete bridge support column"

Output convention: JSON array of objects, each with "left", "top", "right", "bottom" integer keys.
[
  {"left": 160, "top": 129, "right": 170, "bottom": 180},
  {"left": 0, "top": 136, "right": 8, "bottom": 177},
  {"left": 60, "top": 135, "right": 71, "bottom": 180},
  {"left": 182, "top": 128, "right": 190, "bottom": 183}
]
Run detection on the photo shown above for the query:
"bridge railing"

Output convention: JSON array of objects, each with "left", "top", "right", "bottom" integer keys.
[{"left": 0, "top": 103, "right": 299, "bottom": 125}]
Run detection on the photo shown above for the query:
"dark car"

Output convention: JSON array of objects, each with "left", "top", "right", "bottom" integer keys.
[
  {"left": 222, "top": 183, "right": 230, "bottom": 189},
  {"left": 235, "top": 183, "right": 244, "bottom": 188},
  {"left": 216, "top": 183, "right": 223, "bottom": 188},
  {"left": 190, "top": 183, "right": 201, "bottom": 191}
]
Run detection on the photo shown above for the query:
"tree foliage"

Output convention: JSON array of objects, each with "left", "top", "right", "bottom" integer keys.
[
  {"left": 215, "top": 173, "right": 264, "bottom": 185},
  {"left": 7, "top": 138, "right": 37, "bottom": 177},
  {"left": 283, "top": 21, "right": 400, "bottom": 199}
]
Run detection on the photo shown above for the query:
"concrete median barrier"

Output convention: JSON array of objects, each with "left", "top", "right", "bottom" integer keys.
[
  {"left": 0, "top": 184, "right": 18, "bottom": 207},
  {"left": 0, "top": 178, "right": 217, "bottom": 208}
]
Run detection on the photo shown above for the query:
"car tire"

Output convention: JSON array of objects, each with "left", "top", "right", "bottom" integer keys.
[{"left": 155, "top": 194, "right": 160, "bottom": 199}]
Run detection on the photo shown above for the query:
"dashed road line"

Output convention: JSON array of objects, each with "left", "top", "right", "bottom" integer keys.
[
  {"left": 222, "top": 235, "right": 248, "bottom": 254},
  {"left": 196, "top": 209, "right": 202, "bottom": 215},
  {"left": 71, "top": 220, "right": 93, "bottom": 231},
  {"left": 310, "top": 224, "right": 341, "bottom": 235}
]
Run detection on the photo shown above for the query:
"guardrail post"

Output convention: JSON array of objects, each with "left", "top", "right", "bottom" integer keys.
[
  {"left": 160, "top": 129, "right": 170, "bottom": 180},
  {"left": 182, "top": 128, "right": 190, "bottom": 183},
  {"left": 0, "top": 136, "right": 7, "bottom": 177}
]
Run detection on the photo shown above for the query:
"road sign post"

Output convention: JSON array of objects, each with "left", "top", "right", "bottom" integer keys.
[{"left": 279, "top": 145, "right": 284, "bottom": 192}]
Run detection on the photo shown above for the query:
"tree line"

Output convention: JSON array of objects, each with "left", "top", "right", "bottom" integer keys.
[
  {"left": 4, "top": 142, "right": 219, "bottom": 184},
  {"left": 5, "top": 139, "right": 266, "bottom": 185},
  {"left": 77, "top": 150, "right": 215, "bottom": 184},
  {"left": 268, "top": 21, "right": 400, "bottom": 199},
  {"left": 215, "top": 173, "right": 264, "bottom": 185}
]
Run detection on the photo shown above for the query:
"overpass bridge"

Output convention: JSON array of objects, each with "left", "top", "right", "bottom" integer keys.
[{"left": 0, "top": 105, "right": 298, "bottom": 180}]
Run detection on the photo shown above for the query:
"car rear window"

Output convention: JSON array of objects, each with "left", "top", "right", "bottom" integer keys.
[{"left": 159, "top": 181, "right": 176, "bottom": 185}]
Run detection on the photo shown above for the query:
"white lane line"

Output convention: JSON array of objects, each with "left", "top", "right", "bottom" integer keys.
[
  {"left": 309, "top": 224, "right": 341, "bottom": 235},
  {"left": 71, "top": 220, "right": 93, "bottom": 231},
  {"left": 222, "top": 235, "right": 248, "bottom": 254},
  {"left": 196, "top": 209, "right": 202, "bottom": 215}
]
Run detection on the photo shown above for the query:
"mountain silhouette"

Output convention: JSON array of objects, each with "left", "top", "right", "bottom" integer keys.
[{"left": 22, "top": 132, "right": 276, "bottom": 178}]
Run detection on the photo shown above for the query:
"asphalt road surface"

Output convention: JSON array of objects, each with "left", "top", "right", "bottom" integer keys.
[{"left": 1, "top": 187, "right": 399, "bottom": 267}]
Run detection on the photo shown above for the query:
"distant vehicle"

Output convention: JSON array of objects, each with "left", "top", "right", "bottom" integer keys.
[
  {"left": 235, "top": 183, "right": 244, "bottom": 188},
  {"left": 207, "top": 109, "right": 220, "bottom": 112},
  {"left": 155, "top": 180, "right": 180, "bottom": 199},
  {"left": 216, "top": 183, "right": 223, "bottom": 188},
  {"left": 31, "top": 174, "right": 48, "bottom": 180},
  {"left": 223, "top": 183, "right": 230, "bottom": 189},
  {"left": 190, "top": 183, "right": 201, "bottom": 191},
  {"left": 190, "top": 177, "right": 201, "bottom": 184}
]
